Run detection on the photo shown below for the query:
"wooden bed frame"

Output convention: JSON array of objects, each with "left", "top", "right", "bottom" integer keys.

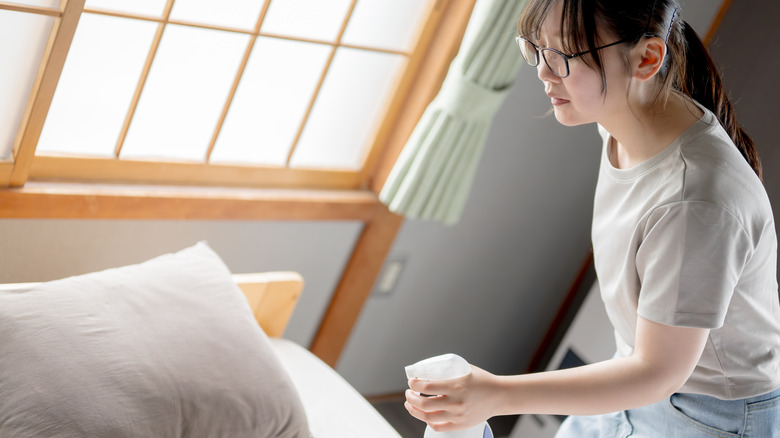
[
  {"left": 0, "top": 272, "right": 304, "bottom": 339},
  {"left": 232, "top": 272, "right": 304, "bottom": 338}
]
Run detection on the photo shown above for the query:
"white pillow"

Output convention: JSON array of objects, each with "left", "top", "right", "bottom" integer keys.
[{"left": 0, "top": 242, "right": 311, "bottom": 437}]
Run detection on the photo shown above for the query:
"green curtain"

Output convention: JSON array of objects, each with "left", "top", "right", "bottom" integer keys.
[{"left": 379, "top": 0, "right": 527, "bottom": 225}]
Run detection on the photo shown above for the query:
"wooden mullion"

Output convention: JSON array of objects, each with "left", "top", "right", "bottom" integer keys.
[
  {"left": 284, "top": 0, "right": 358, "bottom": 166},
  {"left": 310, "top": 205, "right": 404, "bottom": 367},
  {"left": 7, "top": 0, "right": 85, "bottom": 187},
  {"left": 81, "top": 6, "right": 166, "bottom": 24},
  {"left": 0, "top": 2, "right": 61, "bottom": 16},
  {"left": 206, "top": 0, "right": 272, "bottom": 162},
  {"left": 83, "top": 6, "right": 410, "bottom": 57},
  {"left": 113, "top": 0, "right": 175, "bottom": 157}
]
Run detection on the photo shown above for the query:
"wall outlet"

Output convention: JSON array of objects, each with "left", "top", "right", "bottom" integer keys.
[{"left": 375, "top": 257, "right": 406, "bottom": 295}]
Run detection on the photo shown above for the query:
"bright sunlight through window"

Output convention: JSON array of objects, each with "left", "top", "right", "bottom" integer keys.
[{"left": 1, "top": 0, "right": 433, "bottom": 180}]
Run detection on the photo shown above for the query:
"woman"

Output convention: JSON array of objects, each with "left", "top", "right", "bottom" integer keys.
[{"left": 404, "top": 0, "right": 780, "bottom": 436}]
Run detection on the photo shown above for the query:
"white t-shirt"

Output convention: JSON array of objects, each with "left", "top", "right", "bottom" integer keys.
[{"left": 592, "top": 101, "right": 780, "bottom": 399}]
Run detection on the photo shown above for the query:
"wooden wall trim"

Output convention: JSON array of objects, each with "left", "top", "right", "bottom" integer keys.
[
  {"left": 0, "top": 183, "right": 379, "bottom": 221},
  {"left": 704, "top": 0, "right": 732, "bottom": 46},
  {"left": 526, "top": 250, "right": 595, "bottom": 373},
  {"left": 310, "top": 206, "right": 404, "bottom": 367}
]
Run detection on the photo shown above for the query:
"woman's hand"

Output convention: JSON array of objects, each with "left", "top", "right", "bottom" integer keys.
[{"left": 404, "top": 364, "right": 501, "bottom": 432}]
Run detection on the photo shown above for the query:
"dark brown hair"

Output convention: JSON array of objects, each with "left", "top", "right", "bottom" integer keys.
[{"left": 518, "top": 0, "right": 762, "bottom": 180}]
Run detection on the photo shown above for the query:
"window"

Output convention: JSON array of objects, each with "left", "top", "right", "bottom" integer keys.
[
  {"left": 0, "top": 0, "right": 446, "bottom": 190},
  {"left": 0, "top": 0, "right": 476, "bottom": 368}
]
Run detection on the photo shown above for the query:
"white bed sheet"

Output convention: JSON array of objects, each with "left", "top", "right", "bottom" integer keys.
[{"left": 269, "top": 338, "right": 402, "bottom": 438}]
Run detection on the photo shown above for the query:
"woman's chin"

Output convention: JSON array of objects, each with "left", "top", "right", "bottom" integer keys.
[{"left": 552, "top": 108, "right": 590, "bottom": 127}]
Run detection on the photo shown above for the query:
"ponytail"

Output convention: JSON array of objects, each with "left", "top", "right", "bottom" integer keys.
[{"left": 675, "top": 21, "right": 763, "bottom": 180}]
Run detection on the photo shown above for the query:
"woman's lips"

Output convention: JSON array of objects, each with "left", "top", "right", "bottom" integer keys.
[{"left": 550, "top": 97, "right": 569, "bottom": 106}]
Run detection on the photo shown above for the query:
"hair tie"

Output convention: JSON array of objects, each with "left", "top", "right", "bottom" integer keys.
[{"left": 665, "top": 8, "right": 680, "bottom": 42}]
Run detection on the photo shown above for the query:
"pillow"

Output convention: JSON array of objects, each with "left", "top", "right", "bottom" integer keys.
[{"left": 0, "top": 242, "right": 311, "bottom": 438}]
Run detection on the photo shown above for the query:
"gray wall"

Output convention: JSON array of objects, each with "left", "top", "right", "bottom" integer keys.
[
  {"left": 707, "top": 0, "right": 780, "bottom": 224},
  {"left": 1, "top": 0, "right": 771, "bottom": 399},
  {"left": 0, "top": 219, "right": 362, "bottom": 348}
]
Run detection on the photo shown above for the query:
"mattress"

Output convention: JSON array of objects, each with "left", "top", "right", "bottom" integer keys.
[{"left": 269, "top": 338, "right": 402, "bottom": 437}]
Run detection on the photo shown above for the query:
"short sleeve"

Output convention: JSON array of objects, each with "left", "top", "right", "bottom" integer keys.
[{"left": 635, "top": 201, "right": 753, "bottom": 328}]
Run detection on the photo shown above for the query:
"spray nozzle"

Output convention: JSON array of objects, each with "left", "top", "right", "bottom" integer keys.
[{"left": 405, "top": 353, "right": 471, "bottom": 380}]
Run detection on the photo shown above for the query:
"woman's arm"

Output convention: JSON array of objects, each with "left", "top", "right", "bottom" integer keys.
[{"left": 405, "top": 316, "right": 709, "bottom": 432}]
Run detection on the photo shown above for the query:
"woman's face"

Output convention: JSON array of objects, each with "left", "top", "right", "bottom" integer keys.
[{"left": 534, "top": 2, "right": 629, "bottom": 127}]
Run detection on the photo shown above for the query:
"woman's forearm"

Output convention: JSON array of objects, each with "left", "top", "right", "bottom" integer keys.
[
  {"left": 406, "top": 319, "right": 708, "bottom": 430},
  {"left": 494, "top": 319, "right": 709, "bottom": 417},
  {"left": 494, "top": 355, "right": 681, "bottom": 417}
]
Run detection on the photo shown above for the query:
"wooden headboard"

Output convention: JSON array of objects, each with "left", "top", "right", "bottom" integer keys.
[
  {"left": 233, "top": 272, "right": 304, "bottom": 338},
  {"left": 0, "top": 271, "right": 304, "bottom": 339}
]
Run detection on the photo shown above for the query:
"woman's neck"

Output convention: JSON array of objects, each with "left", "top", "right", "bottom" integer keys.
[{"left": 602, "top": 92, "right": 703, "bottom": 170}]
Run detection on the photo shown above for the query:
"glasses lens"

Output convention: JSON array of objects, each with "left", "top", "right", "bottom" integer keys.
[
  {"left": 518, "top": 39, "right": 539, "bottom": 66},
  {"left": 542, "top": 50, "right": 568, "bottom": 77}
]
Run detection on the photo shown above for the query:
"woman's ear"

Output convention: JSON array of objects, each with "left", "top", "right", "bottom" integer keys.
[{"left": 633, "top": 36, "right": 666, "bottom": 81}]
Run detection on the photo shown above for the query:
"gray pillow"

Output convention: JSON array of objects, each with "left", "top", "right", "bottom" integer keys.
[{"left": 0, "top": 242, "right": 311, "bottom": 437}]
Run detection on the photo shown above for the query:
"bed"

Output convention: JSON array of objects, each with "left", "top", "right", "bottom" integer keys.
[{"left": 0, "top": 242, "right": 401, "bottom": 437}]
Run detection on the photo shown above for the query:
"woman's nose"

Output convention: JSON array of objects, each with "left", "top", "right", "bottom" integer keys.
[{"left": 536, "top": 60, "right": 561, "bottom": 83}]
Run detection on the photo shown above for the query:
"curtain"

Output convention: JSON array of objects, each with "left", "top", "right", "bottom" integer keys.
[{"left": 379, "top": 0, "right": 528, "bottom": 225}]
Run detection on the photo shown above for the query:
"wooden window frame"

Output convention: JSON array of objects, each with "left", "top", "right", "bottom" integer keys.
[
  {"left": 0, "top": 0, "right": 477, "bottom": 367},
  {"left": 2, "top": 0, "right": 452, "bottom": 190}
]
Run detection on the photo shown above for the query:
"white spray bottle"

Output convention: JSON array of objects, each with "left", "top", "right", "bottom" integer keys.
[{"left": 405, "top": 354, "right": 494, "bottom": 438}]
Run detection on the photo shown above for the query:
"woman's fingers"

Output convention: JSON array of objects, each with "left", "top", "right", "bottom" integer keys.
[
  {"left": 408, "top": 377, "right": 464, "bottom": 397},
  {"left": 404, "top": 399, "right": 456, "bottom": 427},
  {"left": 405, "top": 389, "right": 466, "bottom": 423}
]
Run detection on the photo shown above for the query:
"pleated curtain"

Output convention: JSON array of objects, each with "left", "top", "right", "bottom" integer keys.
[{"left": 379, "top": 0, "right": 528, "bottom": 225}]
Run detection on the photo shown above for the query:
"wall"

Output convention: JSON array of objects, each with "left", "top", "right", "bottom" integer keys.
[
  {"left": 707, "top": 0, "right": 780, "bottom": 231},
  {"left": 0, "top": 219, "right": 362, "bottom": 348}
]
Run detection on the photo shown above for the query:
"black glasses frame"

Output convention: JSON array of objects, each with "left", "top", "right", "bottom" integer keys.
[{"left": 516, "top": 36, "right": 629, "bottom": 78}]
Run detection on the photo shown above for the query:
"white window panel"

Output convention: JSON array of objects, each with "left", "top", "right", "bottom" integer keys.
[
  {"left": 169, "top": 0, "right": 263, "bottom": 31},
  {"left": 0, "top": 10, "right": 53, "bottom": 160},
  {"left": 261, "top": 0, "right": 351, "bottom": 42},
  {"left": 342, "top": 0, "right": 430, "bottom": 52},
  {"left": 10, "top": 0, "right": 59, "bottom": 8},
  {"left": 85, "top": 0, "right": 167, "bottom": 17},
  {"left": 121, "top": 24, "right": 249, "bottom": 162},
  {"left": 37, "top": 14, "right": 157, "bottom": 157},
  {"left": 211, "top": 37, "right": 330, "bottom": 166},
  {"left": 291, "top": 47, "right": 405, "bottom": 170}
]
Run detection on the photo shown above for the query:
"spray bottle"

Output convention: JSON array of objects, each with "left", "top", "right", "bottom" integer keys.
[{"left": 405, "top": 354, "right": 494, "bottom": 438}]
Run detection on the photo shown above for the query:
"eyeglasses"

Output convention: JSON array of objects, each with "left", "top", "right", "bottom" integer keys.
[{"left": 516, "top": 36, "right": 628, "bottom": 78}]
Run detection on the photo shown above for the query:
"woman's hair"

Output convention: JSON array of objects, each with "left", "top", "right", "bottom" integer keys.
[{"left": 518, "top": 0, "right": 762, "bottom": 180}]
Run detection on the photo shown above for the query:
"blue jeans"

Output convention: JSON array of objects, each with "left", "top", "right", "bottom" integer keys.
[{"left": 555, "top": 387, "right": 780, "bottom": 437}]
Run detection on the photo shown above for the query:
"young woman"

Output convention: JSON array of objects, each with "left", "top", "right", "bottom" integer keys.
[{"left": 404, "top": 0, "right": 780, "bottom": 436}]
